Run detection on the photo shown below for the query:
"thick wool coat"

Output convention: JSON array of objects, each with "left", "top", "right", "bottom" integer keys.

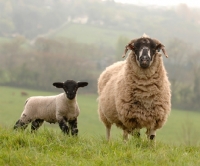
[
  {"left": 19, "top": 93, "right": 80, "bottom": 124},
  {"left": 98, "top": 51, "right": 171, "bottom": 133}
]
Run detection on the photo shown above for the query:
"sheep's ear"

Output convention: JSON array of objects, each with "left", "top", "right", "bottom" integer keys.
[
  {"left": 53, "top": 82, "right": 64, "bottom": 88},
  {"left": 77, "top": 82, "right": 88, "bottom": 88},
  {"left": 157, "top": 44, "right": 168, "bottom": 58},
  {"left": 153, "top": 39, "right": 168, "bottom": 58},
  {"left": 122, "top": 38, "right": 138, "bottom": 58}
]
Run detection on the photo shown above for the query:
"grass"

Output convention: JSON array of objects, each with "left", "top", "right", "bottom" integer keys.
[
  {"left": 0, "top": 85, "right": 200, "bottom": 146},
  {"left": 0, "top": 127, "right": 200, "bottom": 166},
  {"left": 1, "top": 86, "right": 200, "bottom": 165}
]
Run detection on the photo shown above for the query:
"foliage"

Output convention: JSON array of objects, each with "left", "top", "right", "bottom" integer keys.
[{"left": 0, "top": 37, "right": 111, "bottom": 93}]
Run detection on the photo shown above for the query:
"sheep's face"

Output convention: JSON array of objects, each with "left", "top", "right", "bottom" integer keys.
[
  {"left": 133, "top": 38, "right": 158, "bottom": 69},
  {"left": 123, "top": 35, "right": 168, "bottom": 69},
  {"left": 53, "top": 80, "right": 88, "bottom": 100}
]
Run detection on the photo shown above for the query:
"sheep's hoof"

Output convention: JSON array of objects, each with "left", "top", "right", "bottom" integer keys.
[
  {"left": 13, "top": 120, "right": 20, "bottom": 129},
  {"left": 135, "top": 132, "right": 140, "bottom": 138},
  {"left": 60, "top": 125, "right": 69, "bottom": 134},
  {"left": 71, "top": 128, "right": 78, "bottom": 136},
  {"left": 14, "top": 120, "right": 27, "bottom": 130},
  {"left": 150, "top": 135, "right": 155, "bottom": 140},
  {"left": 63, "top": 128, "right": 69, "bottom": 135}
]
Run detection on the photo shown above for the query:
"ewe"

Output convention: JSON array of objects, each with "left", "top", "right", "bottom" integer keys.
[
  {"left": 97, "top": 34, "right": 171, "bottom": 140},
  {"left": 14, "top": 80, "right": 88, "bottom": 136}
]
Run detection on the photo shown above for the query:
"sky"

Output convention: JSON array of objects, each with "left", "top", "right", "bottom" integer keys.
[{"left": 114, "top": 0, "right": 200, "bottom": 7}]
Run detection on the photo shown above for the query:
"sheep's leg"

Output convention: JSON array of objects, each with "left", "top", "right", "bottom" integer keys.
[
  {"left": 98, "top": 109, "right": 111, "bottom": 140},
  {"left": 13, "top": 119, "right": 28, "bottom": 130},
  {"left": 59, "top": 119, "right": 69, "bottom": 135},
  {"left": 131, "top": 128, "right": 141, "bottom": 138},
  {"left": 146, "top": 128, "right": 156, "bottom": 140},
  {"left": 31, "top": 119, "right": 44, "bottom": 132},
  {"left": 106, "top": 125, "right": 111, "bottom": 141},
  {"left": 69, "top": 118, "right": 78, "bottom": 136},
  {"left": 123, "top": 130, "right": 129, "bottom": 141}
]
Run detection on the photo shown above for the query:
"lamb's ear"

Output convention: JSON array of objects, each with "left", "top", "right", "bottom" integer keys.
[
  {"left": 77, "top": 82, "right": 88, "bottom": 88},
  {"left": 53, "top": 82, "right": 64, "bottom": 88},
  {"left": 153, "top": 39, "right": 168, "bottom": 58},
  {"left": 122, "top": 38, "right": 138, "bottom": 58}
]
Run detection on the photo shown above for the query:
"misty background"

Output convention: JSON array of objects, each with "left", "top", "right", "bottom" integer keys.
[{"left": 0, "top": 0, "right": 200, "bottom": 111}]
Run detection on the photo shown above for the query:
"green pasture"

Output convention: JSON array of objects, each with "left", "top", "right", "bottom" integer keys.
[
  {"left": 0, "top": 86, "right": 200, "bottom": 145},
  {"left": 52, "top": 23, "right": 136, "bottom": 47},
  {"left": 0, "top": 127, "right": 199, "bottom": 166}
]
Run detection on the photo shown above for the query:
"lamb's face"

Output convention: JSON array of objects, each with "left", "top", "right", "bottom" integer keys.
[
  {"left": 133, "top": 38, "right": 157, "bottom": 69},
  {"left": 63, "top": 80, "right": 79, "bottom": 100},
  {"left": 53, "top": 80, "right": 88, "bottom": 100}
]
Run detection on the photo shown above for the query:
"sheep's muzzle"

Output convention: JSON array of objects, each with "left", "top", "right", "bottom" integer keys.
[
  {"left": 139, "top": 47, "right": 151, "bottom": 68},
  {"left": 139, "top": 55, "right": 150, "bottom": 68}
]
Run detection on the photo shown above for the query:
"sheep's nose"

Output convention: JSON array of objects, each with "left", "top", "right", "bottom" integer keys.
[
  {"left": 141, "top": 56, "right": 149, "bottom": 62},
  {"left": 67, "top": 93, "right": 75, "bottom": 100}
]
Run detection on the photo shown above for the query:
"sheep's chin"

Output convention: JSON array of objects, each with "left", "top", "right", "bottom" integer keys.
[{"left": 140, "top": 61, "right": 150, "bottom": 69}]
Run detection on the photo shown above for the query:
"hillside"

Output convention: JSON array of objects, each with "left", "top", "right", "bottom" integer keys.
[
  {"left": 52, "top": 23, "right": 136, "bottom": 47},
  {"left": 1, "top": 0, "right": 200, "bottom": 47}
]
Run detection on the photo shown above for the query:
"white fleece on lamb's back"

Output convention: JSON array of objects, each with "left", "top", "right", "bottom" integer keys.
[
  {"left": 20, "top": 92, "right": 80, "bottom": 124},
  {"left": 22, "top": 95, "right": 57, "bottom": 122}
]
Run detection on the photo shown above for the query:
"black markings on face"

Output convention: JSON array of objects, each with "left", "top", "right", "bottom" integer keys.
[
  {"left": 53, "top": 80, "right": 88, "bottom": 100},
  {"left": 133, "top": 38, "right": 157, "bottom": 69},
  {"left": 63, "top": 80, "right": 78, "bottom": 100}
]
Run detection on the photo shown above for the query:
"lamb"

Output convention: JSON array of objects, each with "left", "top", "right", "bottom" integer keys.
[
  {"left": 97, "top": 34, "right": 171, "bottom": 141},
  {"left": 14, "top": 80, "right": 88, "bottom": 136}
]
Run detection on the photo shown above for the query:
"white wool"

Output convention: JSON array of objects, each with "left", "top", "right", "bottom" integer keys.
[
  {"left": 20, "top": 93, "right": 80, "bottom": 124},
  {"left": 97, "top": 40, "right": 171, "bottom": 140}
]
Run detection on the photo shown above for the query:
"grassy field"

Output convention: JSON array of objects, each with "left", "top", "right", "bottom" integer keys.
[
  {"left": 0, "top": 86, "right": 200, "bottom": 146},
  {"left": 0, "top": 127, "right": 200, "bottom": 166},
  {"left": 0, "top": 86, "right": 200, "bottom": 165},
  {"left": 52, "top": 23, "right": 136, "bottom": 47}
]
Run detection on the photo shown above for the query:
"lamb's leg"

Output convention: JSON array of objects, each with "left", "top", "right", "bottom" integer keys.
[
  {"left": 146, "top": 128, "right": 156, "bottom": 140},
  {"left": 58, "top": 119, "right": 69, "bottom": 135},
  {"left": 13, "top": 119, "right": 28, "bottom": 130},
  {"left": 69, "top": 118, "right": 78, "bottom": 136},
  {"left": 31, "top": 119, "right": 44, "bottom": 132}
]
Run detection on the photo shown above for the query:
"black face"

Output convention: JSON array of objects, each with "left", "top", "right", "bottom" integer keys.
[
  {"left": 133, "top": 38, "right": 157, "bottom": 69},
  {"left": 53, "top": 80, "right": 88, "bottom": 100},
  {"left": 63, "top": 80, "right": 78, "bottom": 100}
]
